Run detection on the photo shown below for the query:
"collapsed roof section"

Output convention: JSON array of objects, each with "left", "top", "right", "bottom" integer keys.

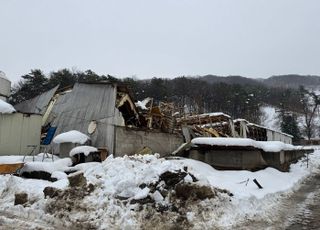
[
  {"left": 14, "top": 85, "right": 59, "bottom": 115},
  {"left": 176, "top": 112, "right": 236, "bottom": 139}
]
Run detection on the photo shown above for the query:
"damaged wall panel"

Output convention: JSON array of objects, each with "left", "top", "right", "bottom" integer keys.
[{"left": 48, "top": 83, "right": 117, "bottom": 153}]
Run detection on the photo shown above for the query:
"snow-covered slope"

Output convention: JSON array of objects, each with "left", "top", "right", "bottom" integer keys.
[{"left": 260, "top": 106, "right": 280, "bottom": 131}]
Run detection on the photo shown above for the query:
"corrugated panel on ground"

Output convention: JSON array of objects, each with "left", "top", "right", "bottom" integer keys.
[
  {"left": 14, "top": 85, "right": 59, "bottom": 115},
  {"left": 48, "top": 83, "right": 116, "bottom": 153}
]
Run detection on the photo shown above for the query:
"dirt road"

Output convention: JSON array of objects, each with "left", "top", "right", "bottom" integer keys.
[{"left": 235, "top": 172, "right": 320, "bottom": 230}]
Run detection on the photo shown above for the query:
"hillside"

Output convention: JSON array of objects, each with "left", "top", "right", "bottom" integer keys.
[
  {"left": 263, "top": 75, "right": 320, "bottom": 89},
  {"left": 199, "top": 74, "right": 320, "bottom": 89},
  {"left": 199, "top": 75, "right": 262, "bottom": 86}
]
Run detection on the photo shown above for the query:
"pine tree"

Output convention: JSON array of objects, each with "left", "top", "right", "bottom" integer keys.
[{"left": 280, "top": 113, "right": 301, "bottom": 142}]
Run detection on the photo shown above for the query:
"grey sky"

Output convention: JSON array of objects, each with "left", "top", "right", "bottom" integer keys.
[{"left": 1, "top": 0, "right": 320, "bottom": 83}]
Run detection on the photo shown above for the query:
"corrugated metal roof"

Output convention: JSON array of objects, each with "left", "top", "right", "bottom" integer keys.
[
  {"left": 14, "top": 85, "right": 59, "bottom": 115},
  {"left": 48, "top": 83, "right": 117, "bottom": 152}
]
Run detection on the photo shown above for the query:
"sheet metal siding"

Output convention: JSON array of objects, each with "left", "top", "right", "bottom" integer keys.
[
  {"left": 49, "top": 83, "right": 116, "bottom": 153},
  {"left": 0, "top": 113, "right": 41, "bottom": 155},
  {"left": 14, "top": 85, "right": 59, "bottom": 114},
  {"left": 266, "top": 130, "right": 292, "bottom": 144}
]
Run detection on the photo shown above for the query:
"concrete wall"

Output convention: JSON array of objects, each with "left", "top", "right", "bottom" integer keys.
[
  {"left": 187, "top": 147, "right": 312, "bottom": 172},
  {"left": 201, "top": 149, "right": 266, "bottom": 171},
  {"left": 114, "top": 126, "right": 184, "bottom": 157},
  {"left": 0, "top": 113, "right": 41, "bottom": 155}
]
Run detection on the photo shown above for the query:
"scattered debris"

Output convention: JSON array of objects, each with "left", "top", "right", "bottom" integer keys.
[
  {"left": 21, "top": 171, "right": 57, "bottom": 182},
  {"left": 253, "top": 178, "right": 263, "bottom": 189},
  {"left": 43, "top": 186, "right": 62, "bottom": 198},
  {"left": 68, "top": 172, "right": 87, "bottom": 187},
  {"left": 14, "top": 193, "right": 28, "bottom": 206}
]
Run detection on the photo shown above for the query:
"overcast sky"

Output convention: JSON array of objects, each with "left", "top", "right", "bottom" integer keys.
[{"left": 1, "top": 0, "right": 320, "bottom": 83}]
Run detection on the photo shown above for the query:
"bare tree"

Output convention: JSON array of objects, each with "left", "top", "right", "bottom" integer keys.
[{"left": 299, "top": 86, "right": 320, "bottom": 140}]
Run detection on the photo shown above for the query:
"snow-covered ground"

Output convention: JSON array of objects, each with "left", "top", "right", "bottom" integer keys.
[{"left": 1, "top": 150, "right": 320, "bottom": 229}]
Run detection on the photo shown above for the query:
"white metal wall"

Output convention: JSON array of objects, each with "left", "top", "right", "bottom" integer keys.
[
  {"left": 266, "top": 130, "right": 292, "bottom": 144},
  {"left": 0, "top": 113, "right": 42, "bottom": 155}
]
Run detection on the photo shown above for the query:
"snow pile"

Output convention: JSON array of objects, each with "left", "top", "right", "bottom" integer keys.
[
  {"left": 20, "top": 158, "right": 72, "bottom": 174},
  {"left": 43, "top": 154, "right": 228, "bottom": 229},
  {"left": 0, "top": 99, "right": 16, "bottom": 114},
  {"left": 191, "top": 137, "right": 299, "bottom": 152},
  {"left": 1, "top": 151, "right": 320, "bottom": 229},
  {"left": 84, "top": 154, "right": 190, "bottom": 199},
  {"left": 53, "top": 130, "right": 89, "bottom": 144},
  {"left": 69, "top": 146, "right": 98, "bottom": 157}
]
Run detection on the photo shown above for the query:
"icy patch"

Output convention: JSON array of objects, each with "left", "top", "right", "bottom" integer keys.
[{"left": 53, "top": 130, "right": 89, "bottom": 144}]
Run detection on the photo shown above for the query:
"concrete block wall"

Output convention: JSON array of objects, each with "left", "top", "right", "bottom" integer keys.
[{"left": 114, "top": 126, "right": 184, "bottom": 157}]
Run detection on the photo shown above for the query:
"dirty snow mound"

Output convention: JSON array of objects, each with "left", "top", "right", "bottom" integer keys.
[{"left": 44, "top": 154, "right": 231, "bottom": 229}]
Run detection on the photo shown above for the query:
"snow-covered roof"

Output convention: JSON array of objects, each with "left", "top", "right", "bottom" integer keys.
[
  {"left": 69, "top": 145, "right": 98, "bottom": 157},
  {"left": 0, "top": 99, "right": 16, "bottom": 114},
  {"left": 191, "top": 137, "right": 298, "bottom": 152},
  {"left": 53, "top": 130, "right": 90, "bottom": 144}
]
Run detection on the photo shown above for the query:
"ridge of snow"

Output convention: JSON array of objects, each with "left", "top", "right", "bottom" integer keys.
[
  {"left": 20, "top": 158, "right": 72, "bottom": 174},
  {"left": 1, "top": 150, "right": 320, "bottom": 228},
  {"left": 191, "top": 137, "right": 299, "bottom": 152}
]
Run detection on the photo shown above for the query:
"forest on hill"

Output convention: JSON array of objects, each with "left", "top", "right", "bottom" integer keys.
[{"left": 10, "top": 69, "right": 320, "bottom": 140}]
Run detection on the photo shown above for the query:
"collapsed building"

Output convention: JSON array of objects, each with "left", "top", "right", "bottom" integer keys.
[
  {"left": 14, "top": 82, "right": 183, "bottom": 157},
  {"left": 11, "top": 80, "right": 294, "bottom": 159},
  {"left": 4, "top": 78, "right": 305, "bottom": 173},
  {"left": 234, "top": 119, "right": 293, "bottom": 144}
]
